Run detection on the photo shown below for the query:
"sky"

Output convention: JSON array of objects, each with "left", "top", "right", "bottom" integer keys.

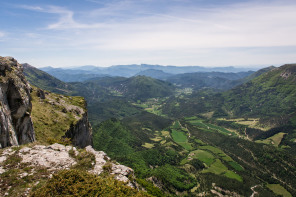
[{"left": 0, "top": 0, "right": 296, "bottom": 68}]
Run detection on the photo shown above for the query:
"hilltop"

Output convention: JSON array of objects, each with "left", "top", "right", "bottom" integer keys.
[
  {"left": 223, "top": 64, "right": 296, "bottom": 120},
  {"left": 22, "top": 63, "right": 72, "bottom": 94}
]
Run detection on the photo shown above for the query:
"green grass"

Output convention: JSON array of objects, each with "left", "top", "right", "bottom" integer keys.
[
  {"left": 188, "top": 150, "right": 215, "bottom": 166},
  {"left": 200, "top": 145, "right": 224, "bottom": 155},
  {"left": 256, "top": 132, "right": 286, "bottom": 147},
  {"left": 200, "top": 146, "right": 244, "bottom": 171},
  {"left": 187, "top": 119, "right": 207, "bottom": 128},
  {"left": 228, "top": 161, "right": 244, "bottom": 171},
  {"left": 171, "top": 129, "right": 192, "bottom": 151},
  {"left": 223, "top": 170, "right": 243, "bottom": 182},
  {"left": 194, "top": 139, "right": 206, "bottom": 145},
  {"left": 31, "top": 88, "right": 83, "bottom": 144},
  {"left": 266, "top": 184, "right": 292, "bottom": 197},
  {"left": 184, "top": 116, "right": 198, "bottom": 120},
  {"left": 202, "top": 159, "right": 227, "bottom": 174},
  {"left": 186, "top": 117, "right": 234, "bottom": 135},
  {"left": 171, "top": 129, "right": 187, "bottom": 143},
  {"left": 201, "top": 158, "right": 243, "bottom": 182},
  {"left": 172, "top": 121, "right": 182, "bottom": 129}
]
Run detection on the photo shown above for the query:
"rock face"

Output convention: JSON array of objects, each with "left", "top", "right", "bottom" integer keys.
[
  {"left": 0, "top": 144, "right": 135, "bottom": 188},
  {"left": 65, "top": 111, "right": 93, "bottom": 148},
  {"left": 0, "top": 56, "right": 35, "bottom": 148}
]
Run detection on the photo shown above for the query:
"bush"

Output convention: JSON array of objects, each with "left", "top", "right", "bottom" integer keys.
[{"left": 30, "top": 169, "right": 150, "bottom": 197}]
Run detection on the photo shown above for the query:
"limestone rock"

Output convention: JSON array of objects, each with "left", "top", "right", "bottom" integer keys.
[
  {"left": 0, "top": 56, "right": 35, "bottom": 148},
  {"left": 19, "top": 144, "right": 77, "bottom": 171},
  {"left": 0, "top": 144, "right": 135, "bottom": 186},
  {"left": 65, "top": 111, "right": 92, "bottom": 148}
]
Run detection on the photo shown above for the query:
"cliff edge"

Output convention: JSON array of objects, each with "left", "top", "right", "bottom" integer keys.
[
  {"left": 30, "top": 87, "right": 92, "bottom": 148},
  {"left": 0, "top": 56, "right": 35, "bottom": 148}
]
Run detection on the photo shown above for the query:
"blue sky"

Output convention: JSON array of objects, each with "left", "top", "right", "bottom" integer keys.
[{"left": 0, "top": 0, "right": 296, "bottom": 68}]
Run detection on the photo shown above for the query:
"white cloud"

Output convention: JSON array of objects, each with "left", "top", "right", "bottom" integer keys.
[
  {"left": 18, "top": 5, "right": 43, "bottom": 11},
  {"left": 29, "top": 1, "right": 296, "bottom": 50},
  {"left": 0, "top": 32, "right": 5, "bottom": 37},
  {"left": 7, "top": 0, "right": 296, "bottom": 67}
]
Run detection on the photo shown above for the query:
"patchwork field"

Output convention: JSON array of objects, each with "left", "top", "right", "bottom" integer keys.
[
  {"left": 217, "top": 118, "right": 271, "bottom": 131},
  {"left": 256, "top": 132, "right": 286, "bottom": 147},
  {"left": 170, "top": 121, "right": 193, "bottom": 151},
  {"left": 185, "top": 117, "right": 235, "bottom": 136},
  {"left": 171, "top": 129, "right": 192, "bottom": 150},
  {"left": 200, "top": 145, "right": 243, "bottom": 171},
  {"left": 266, "top": 184, "right": 292, "bottom": 197}
]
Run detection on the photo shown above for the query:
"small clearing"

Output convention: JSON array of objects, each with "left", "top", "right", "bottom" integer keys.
[{"left": 266, "top": 184, "right": 292, "bottom": 197}]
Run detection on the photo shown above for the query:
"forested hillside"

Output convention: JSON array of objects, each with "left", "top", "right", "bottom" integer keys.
[{"left": 22, "top": 63, "right": 296, "bottom": 197}]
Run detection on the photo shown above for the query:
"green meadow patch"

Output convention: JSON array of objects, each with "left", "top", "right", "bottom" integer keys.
[
  {"left": 223, "top": 170, "right": 243, "bottom": 182},
  {"left": 182, "top": 150, "right": 215, "bottom": 166},
  {"left": 202, "top": 159, "right": 243, "bottom": 182},
  {"left": 200, "top": 146, "right": 244, "bottom": 171},
  {"left": 202, "top": 159, "right": 227, "bottom": 175},
  {"left": 256, "top": 132, "right": 286, "bottom": 147},
  {"left": 185, "top": 117, "right": 235, "bottom": 136},
  {"left": 171, "top": 129, "right": 192, "bottom": 151},
  {"left": 266, "top": 184, "right": 292, "bottom": 197}
]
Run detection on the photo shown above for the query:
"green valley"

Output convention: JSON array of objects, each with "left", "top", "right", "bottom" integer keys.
[{"left": 22, "top": 63, "right": 296, "bottom": 196}]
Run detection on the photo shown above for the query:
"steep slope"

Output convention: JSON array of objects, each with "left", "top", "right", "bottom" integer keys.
[
  {"left": 30, "top": 87, "right": 92, "bottom": 148},
  {"left": 40, "top": 67, "right": 107, "bottom": 82},
  {"left": 0, "top": 57, "right": 35, "bottom": 148},
  {"left": 161, "top": 65, "right": 293, "bottom": 121},
  {"left": 23, "top": 63, "right": 72, "bottom": 94},
  {"left": 223, "top": 64, "right": 296, "bottom": 120},
  {"left": 239, "top": 66, "right": 276, "bottom": 83},
  {"left": 0, "top": 57, "right": 152, "bottom": 197},
  {"left": 23, "top": 65, "right": 143, "bottom": 124}
]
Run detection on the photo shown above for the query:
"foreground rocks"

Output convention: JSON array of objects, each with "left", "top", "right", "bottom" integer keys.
[
  {"left": 0, "top": 143, "right": 135, "bottom": 196},
  {"left": 0, "top": 56, "right": 35, "bottom": 148},
  {"left": 1, "top": 143, "right": 133, "bottom": 183}
]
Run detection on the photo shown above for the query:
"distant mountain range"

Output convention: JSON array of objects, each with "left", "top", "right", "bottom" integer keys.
[
  {"left": 40, "top": 64, "right": 260, "bottom": 82},
  {"left": 22, "top": 61, "right": 296, "bottom": 196}
]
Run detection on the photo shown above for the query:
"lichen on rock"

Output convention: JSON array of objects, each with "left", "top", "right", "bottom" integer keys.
[
  {"left": 0, "top": 56, "right": 35, "bottom": 148},
  {"left": 0, "top": 143, "right": 137, "bottom": 196}
]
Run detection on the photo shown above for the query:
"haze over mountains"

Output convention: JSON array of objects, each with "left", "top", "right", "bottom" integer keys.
[
  {"left": 22, "top": 61, "right": 296, "bottom": 197},
  {"left": 40, "top": 64, "right": 259, "bottom": 82},
  {"left": 2, "top": 0, "right": 296, "bottom": 196},
  {"left": 1, "top": 56, "right": 295, "bottom": 196}
]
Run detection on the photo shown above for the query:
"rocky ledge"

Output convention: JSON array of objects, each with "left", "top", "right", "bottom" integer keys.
[{"left": 0, "top": 143, "right": 135, "bottom": 196}]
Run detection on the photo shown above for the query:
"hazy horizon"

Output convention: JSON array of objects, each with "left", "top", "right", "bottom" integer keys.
[
  {"left": 1, "top": 0, "right": 296, "bottom": 68},
  {"left": 37, "top": 63, "right": 274, "bottom": 70}
]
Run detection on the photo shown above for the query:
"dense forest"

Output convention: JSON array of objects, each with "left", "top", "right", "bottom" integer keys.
[{"left": 23, "top": 63, "right": 296, "bottom": 196}]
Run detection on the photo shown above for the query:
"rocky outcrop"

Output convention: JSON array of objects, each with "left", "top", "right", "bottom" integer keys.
[
  {"left": 65, "top": 111, "right": 93, "bottom": 148},
  {"left": 0, "top": 56, "right": 35, "bottom": 148},
  {"left": 0, "top": 143, "right": 135, "bottom": 196}
]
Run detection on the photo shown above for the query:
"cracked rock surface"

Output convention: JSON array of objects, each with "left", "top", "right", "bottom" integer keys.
[
  {"left": 0, "top": 143, "right": 134, "bottom": 187},
  {"left": 0, "top": 56, "right": 35, "bottom": 148}
]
